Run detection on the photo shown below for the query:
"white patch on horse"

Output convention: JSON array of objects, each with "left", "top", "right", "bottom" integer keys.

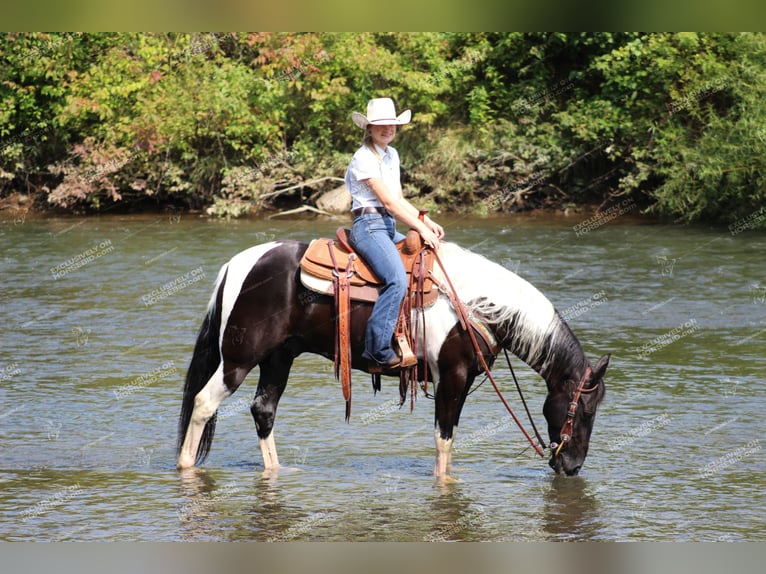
[
  {"left": 419, "top": 296, "right": 460, "bottom": 386},
  {"left": 205, "top": 263, "right": 228, "bottom": 314},
  {"left": 435, "top": 242, "right": 556, "bottom": 366},
  {"left": 434, "top": 428, "right": 455, "bottom": 476},
  {"left": 217, "top": 242, "right": 282, "bottom": 348},
  {"left": 177, "top": 363, "right": 230, "bottom": 469},
  {"left": 259, "top": 430, "right": 280, "bottom": 469}
]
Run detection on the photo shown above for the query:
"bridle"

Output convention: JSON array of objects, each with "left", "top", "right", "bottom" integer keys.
[{"left": 551, "top": 365, "right": 601, "bottom": 457}]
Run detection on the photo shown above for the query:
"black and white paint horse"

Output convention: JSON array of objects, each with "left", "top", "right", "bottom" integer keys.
[{"left": 177, "top": 240, "right": 609, "bottom": 476}]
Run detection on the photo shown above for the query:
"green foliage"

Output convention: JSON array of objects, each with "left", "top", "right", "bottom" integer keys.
[
  {"left": 649, "top": 33, "right": 766, "bottom": 223},
  {"left": 0, "top": 32, "right": 764, "bottom": 225}
]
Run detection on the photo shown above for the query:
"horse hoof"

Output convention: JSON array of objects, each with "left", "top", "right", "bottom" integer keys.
[
  {"left": 434, "top": 474, "right": 462, "bottom": 485},
  {"left": 261, "top": 466, "right": 302, "bottom": 479},
  {"left": 176, "top": 458, "right": 196, "bottom": 470}
]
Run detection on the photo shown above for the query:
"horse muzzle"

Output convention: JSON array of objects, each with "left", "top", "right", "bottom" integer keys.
[{"left": 548, "top": 444, "right": 582, "bottom": 476}]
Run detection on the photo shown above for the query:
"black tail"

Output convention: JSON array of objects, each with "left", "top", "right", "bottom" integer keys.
[{"left": 176, "top": 271, "right": 225, "bottom": 465}]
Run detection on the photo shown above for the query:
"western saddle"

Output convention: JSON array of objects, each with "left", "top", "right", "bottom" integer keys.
[
  {"left": 299, "top": 212, "right": 438, "bottom": 419},
  {"left": 299, "top": 212, "right": 500, "bottom": 420}
]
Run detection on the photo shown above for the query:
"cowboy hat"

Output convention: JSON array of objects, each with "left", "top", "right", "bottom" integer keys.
[{"left": 351, "top": 98, "right": 411, "bottom": 129}]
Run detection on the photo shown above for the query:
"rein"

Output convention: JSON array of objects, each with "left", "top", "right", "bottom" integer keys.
[
  {"left": 504, "top": 349, "right": 547, "bottom": 452},
  {"left": 431, "top": 250, "right": 546, "bottom": 458}
]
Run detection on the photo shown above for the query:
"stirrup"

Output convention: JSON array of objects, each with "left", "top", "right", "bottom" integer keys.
[{"left": 395, "top": 334, "right": 418, "bottom": 368}]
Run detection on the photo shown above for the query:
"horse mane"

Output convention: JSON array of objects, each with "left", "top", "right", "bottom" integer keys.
[{"left": 437, "top": 242, "right": 587, "bottom": 377}]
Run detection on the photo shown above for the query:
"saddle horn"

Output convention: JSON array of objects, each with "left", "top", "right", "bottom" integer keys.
[{"left": 402, "top": 210, "right": 428, "bottom": 255}]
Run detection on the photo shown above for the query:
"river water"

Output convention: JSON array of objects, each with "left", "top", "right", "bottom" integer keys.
[{"left": 1, "top": 208, "right": 763, "bottom": 542}]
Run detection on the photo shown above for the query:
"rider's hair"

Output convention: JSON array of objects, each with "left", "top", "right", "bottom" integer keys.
[{"left": 362, "top": 126, "right": 373, "bottom": 147}]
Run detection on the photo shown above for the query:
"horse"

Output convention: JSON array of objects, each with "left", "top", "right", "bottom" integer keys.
[{"left": 176, "top": 239, "right": 609, "bottom": 477}]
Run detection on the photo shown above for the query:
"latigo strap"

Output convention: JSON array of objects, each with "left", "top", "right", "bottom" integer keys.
[{"left": 328, "top": 240, "right": 354, "bottom": 421}]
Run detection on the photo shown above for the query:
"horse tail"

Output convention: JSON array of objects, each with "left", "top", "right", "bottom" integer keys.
[{"left": 177, "top": 267, "right": 227, "bottom": 464}]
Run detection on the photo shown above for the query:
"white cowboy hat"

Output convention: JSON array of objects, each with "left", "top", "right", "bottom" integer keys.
[{"left": 351, "top": 98, "right": 411, "bottom": 129}]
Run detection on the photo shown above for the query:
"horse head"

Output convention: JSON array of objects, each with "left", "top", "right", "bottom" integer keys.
[{"left": 543, "top": 353, "right": 609, "bottom": 475}]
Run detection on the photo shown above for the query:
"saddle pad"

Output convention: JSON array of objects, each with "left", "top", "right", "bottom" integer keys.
[{"left": 300, "top": 269, "right": 381, "bottom": 303}]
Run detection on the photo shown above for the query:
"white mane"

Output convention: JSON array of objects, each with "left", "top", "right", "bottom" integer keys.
[{"left": 435, "top": 242, "right": 559, "bottom": 367}]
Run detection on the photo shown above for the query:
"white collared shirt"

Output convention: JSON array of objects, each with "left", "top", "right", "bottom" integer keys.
[{"left": 344, "top": 143, "right": 402, "bottom": 210}]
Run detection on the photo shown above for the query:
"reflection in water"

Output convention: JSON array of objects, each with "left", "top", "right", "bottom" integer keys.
[
  {"left": 177, "top": 467, "right": 306, "bottom": 541},
  {"left": 178, "top": 467, "right": 217, "bottom": 497},
  {"left": 541, "top": 475, "right": 603, "bottom": 540},
  {"left": 237, "top": 469, "right": 314, "bottom": 542},
  {"left": 425, "top": 479, "right": 485, "bottom": 541},
  {"left": 177, "top": 468, "right": 226, "bottom": 541}
]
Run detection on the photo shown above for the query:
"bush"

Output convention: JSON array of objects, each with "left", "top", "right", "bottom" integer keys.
[{"left": 0, "top": 32, "right": 764, "bottom": 225}]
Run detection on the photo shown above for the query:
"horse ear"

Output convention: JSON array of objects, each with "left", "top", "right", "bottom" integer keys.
[{"left": 592, "top": 353, "right": 611, "bottom": 380}]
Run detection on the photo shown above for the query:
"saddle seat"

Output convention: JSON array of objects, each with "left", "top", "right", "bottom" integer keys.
[{"left": 299, "top": 227, "right": 439, "bottom": 306}]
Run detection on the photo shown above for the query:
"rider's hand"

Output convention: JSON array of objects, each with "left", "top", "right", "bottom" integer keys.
[
  {"left": 420, "top": 229, "right": 441, "bottom": 250},
  {"left": 424, "top": 216, "right": 444, "bottom": 240}
]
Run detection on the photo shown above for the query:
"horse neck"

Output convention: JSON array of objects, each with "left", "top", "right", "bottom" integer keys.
[
  {"left": 436, "top": 242, "right": 589, "bottom": 386},
  {"left": 485, "top": 303, "right": 589, "bottom": 389},
  {"left": 526, "top": 314, "right": 590, "bottom": 390}
]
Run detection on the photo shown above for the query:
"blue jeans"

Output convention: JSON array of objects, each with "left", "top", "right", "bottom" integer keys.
[{"left": 349, "top": 213, "right": 407, "bottom": 364}]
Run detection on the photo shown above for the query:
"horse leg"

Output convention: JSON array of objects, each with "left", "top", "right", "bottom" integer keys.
[
  {"left": 250, "top": 344, "right": 294, "bottom": 470},
  {"left": 433, "top": 364, "right": 474, "bottom": 477},
  {"left": 433, "top": 430, "right": 454, "bottom": 476},
  {"left": 177, "top": 363, "right": 231, "bottom": 469}
]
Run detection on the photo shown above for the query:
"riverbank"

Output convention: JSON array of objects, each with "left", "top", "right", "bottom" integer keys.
[
  {"left": 0, "top": 188, "right": 649, "bottom": 226},
  {"left": 3, "top": 33, "right": 765, "bottom": 228}
]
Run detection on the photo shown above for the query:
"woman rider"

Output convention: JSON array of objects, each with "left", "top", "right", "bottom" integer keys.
[{"left": 344, "top": 98, "right": 444, "bottom": 369}]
